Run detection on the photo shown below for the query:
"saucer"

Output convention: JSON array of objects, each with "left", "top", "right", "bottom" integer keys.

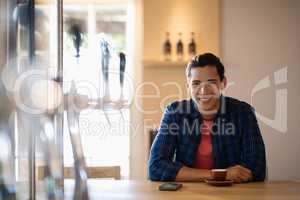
[{"left": 204, "top": 178, "right": 234, "bottom": 186}]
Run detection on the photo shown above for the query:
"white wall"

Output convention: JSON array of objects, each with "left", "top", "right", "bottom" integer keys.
[
  {"left": 129, "top": 0, "right": 146, "bottom": 180},
  {"left": 221, "top": 0, "right": 300, "bottom": 180},
  {"left": 144, "top": 0, "right": 220, "bottom": 61}
]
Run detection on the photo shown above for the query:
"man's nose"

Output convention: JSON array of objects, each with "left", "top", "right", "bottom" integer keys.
[{"left": 199, "top": 84, "right": 210, "bottom": 94}]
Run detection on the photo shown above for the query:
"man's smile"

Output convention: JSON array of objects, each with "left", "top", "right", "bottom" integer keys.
[{"left": 197, "top": 95, "right": 214, "bottom": 103}]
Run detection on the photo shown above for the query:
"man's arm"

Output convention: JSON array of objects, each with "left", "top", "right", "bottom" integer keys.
[
  {"left": 238, "top": 104, "right": 266, "bottom": 181},
  {"left": 175, "top": 166, "right": 211, "bottom": 182},
  {"left": 148, "top": 104, "right": 183, "bottom": 181},
  {"left": 148, "top": 103, "right": 213, "bottom": 182}
]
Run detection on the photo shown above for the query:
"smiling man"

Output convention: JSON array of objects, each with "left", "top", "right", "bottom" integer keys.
[{"left": 148, "top": 53, "right": 266, "bottom": 183}]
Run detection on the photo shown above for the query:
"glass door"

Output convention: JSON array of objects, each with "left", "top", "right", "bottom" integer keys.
[{"left": 1, "top": 0, "right": 63, "bottom": 199}]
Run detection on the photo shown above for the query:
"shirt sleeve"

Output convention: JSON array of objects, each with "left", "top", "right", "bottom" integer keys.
[
  {"left": 148, "top": 104, "right": 183, "bottom": 181},
  {"left": 239, "top": 104, "right": 266, "bottom": 181}
]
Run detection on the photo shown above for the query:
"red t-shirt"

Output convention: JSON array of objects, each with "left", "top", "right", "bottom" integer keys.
[{"left": 194, "top": 120, "right": 214, "bottom": 169}]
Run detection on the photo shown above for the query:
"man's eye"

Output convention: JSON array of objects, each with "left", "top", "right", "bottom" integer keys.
[
  {"left": 207, "top": 80, "right": 217, "bottom": 84},
  {"left": 192, "top": 82, "right": 200, "bottom": 86}
]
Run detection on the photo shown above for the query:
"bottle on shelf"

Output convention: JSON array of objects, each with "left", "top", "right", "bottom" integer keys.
[
  {"left": 188, "top": 32, "right": 197, "bottom": 58},
  {"left": 163, "top": 32, "right": 172, "bottom": 61},
  {"left": 176, "top": 32, "right": 184, "bottom": 61}
]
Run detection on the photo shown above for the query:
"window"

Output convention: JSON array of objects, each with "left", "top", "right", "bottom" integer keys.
[{"left": 62, "top": 4, "right": 132, "bottom": 178}]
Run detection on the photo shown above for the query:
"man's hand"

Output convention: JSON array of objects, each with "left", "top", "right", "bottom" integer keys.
[{"left": 226, "top": 165, "right": 252, "bottom": 183}]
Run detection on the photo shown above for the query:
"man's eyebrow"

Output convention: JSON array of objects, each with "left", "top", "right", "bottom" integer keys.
[
  {"left": 192, "top": 80, "right": 201, "bottom": 83},
  {"left": 207, "top": 79, "right": 218, "bottom": 82},
  {"left": 192, "top": 79, "right": 217, "bottom": 83}
]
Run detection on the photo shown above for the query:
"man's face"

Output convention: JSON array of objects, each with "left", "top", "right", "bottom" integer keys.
[{"left": 187, "top": 66, "right": 226, "bottom": 115}]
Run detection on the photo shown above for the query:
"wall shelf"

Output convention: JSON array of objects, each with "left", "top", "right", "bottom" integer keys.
[{"left": 143, "top": 60, "right": 188, "bottom": 68}]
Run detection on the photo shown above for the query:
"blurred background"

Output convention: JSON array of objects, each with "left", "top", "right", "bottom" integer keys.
[{"left": 0, "top": 0, "right": 299, "bottom": 198}]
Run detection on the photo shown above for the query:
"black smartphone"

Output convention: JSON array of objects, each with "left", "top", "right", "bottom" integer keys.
[{"left": 158, "top": 182, "right": 183, "bottom": 191}]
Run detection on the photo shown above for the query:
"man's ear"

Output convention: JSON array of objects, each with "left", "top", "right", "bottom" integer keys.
[{"left": 221, "top": 76, "right": 227, "bottom": 90}]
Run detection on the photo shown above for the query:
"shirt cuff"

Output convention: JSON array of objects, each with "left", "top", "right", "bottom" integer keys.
[{"left": 161, "top": 161, "right": 183, "bottom": 181}]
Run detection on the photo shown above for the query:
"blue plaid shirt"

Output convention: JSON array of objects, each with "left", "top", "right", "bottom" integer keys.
[{"left": 148, "top": 96, "right": 266, "bottom": 182}]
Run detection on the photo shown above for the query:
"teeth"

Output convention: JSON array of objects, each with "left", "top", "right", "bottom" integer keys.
[
  {"left": 198, "top": 96, "right": 212, "bottom": 102},
  {"left": 200, "top": 98, "right": 210, "bottom": 102}
]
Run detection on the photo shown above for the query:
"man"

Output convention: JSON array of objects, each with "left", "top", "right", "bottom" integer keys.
[{"left": 148, "top": 53, "right": 266, "bottom": 183}]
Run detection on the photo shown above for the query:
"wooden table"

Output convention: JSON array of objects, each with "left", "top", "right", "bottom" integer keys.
[{"left": 63, "top": 180, "right": 300, "bottom": 200}]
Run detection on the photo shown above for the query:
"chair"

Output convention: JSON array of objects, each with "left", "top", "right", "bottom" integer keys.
[
  {"left": 38, "top": 165, "right": 121, "bottom": 180},
  {"left": 149, "top": 129, "right": 158, "bottom": 151}
]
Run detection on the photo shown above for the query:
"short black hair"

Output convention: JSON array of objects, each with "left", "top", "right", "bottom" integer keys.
[{"left": 186, "top": 53, "right": 225, "bottom": 81}]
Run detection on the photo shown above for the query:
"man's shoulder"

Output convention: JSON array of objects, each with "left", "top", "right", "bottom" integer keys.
[
  {"left": 165, "top": 97, "right": 255, "bottom": 115},
  {"left": 167, "top": 99, "right": 191, "bottom": 107},
  {"left": 225, "top": 96, "right": 254, "bottom": 113},
  {"left": 166, "top": 99, "right": 195, "bottom": 114}
]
